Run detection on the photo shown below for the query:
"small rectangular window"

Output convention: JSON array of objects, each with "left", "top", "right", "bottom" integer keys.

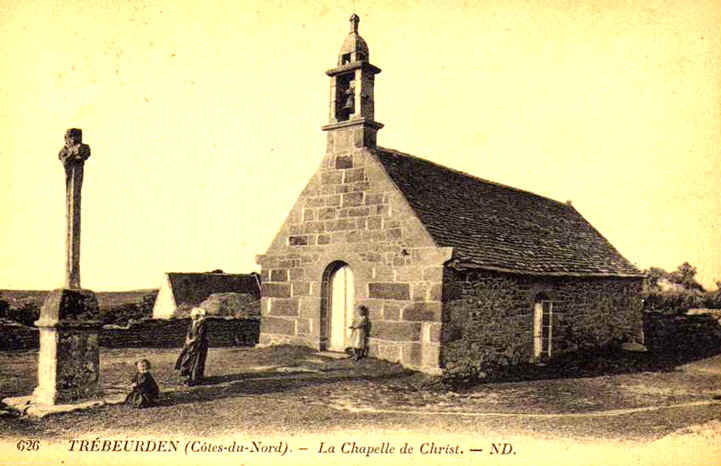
[
  {"left": 542, "top": 301, "right": 552, "bottom": 357},
  {"left": 533, "top": 300, "right": 553, "bottom": 359}
]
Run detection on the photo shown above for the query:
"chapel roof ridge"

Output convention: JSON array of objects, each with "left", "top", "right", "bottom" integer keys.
[
  {"left": 371, "top": 146, "right": 642, "bottom": 277},
  {"left": 373, "top": 146, "right": 571, "bottom": 209}
]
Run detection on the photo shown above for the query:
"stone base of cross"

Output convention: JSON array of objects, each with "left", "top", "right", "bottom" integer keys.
[{"left": 32, "top": 288, "right": 102, "bottom": 405}]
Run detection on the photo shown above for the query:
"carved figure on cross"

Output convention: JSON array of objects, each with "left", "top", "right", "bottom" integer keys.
[{"left": 58, "top": 128, "right": 91, "bottom": 289}]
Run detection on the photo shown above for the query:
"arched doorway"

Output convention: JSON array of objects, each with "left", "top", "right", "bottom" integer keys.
[{"left": 321, "top": 261, "right": 355, "bottom": 352}]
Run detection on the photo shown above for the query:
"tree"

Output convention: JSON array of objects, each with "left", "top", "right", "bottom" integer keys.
[
  {"left": 645, "top": 267, "right": 669, "bottom": 290},
  {"left": 669, "top": 262, "right": 704, "bottom": 292}
]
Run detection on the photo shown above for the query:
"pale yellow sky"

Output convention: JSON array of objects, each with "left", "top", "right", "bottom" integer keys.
[{"left": 1, "top": 0, "right": 719, "bottom": 291}]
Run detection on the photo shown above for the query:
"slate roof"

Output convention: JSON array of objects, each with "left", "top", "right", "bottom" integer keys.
[
  {"left": 374, "top": 148, "right": 643, "bottom": 277},
  {"left": 167, "top": 273, "right": 261, "bottom": 307}
]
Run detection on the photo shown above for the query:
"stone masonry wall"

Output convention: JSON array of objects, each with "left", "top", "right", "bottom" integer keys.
[
  {"left": 100, "top": 317, "right": 259, "bottom": 348},
  {"left": 441, "top": 268, "right": 644, "bottom": 370},
  {"left": 258, "top": 130, "right": 451, "bottom": 373},
  {"left": 0, "top": 318, "right": 259, "bottom": 351}
]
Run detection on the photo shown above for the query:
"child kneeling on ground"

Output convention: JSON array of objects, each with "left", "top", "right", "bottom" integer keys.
[{"left": 125, "top": 358, "right": 159, "bottom": 408}]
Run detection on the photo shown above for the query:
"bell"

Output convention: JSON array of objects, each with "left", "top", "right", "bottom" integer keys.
[{"left": 342, "top": 95, "right": 354, "bottom": 110}]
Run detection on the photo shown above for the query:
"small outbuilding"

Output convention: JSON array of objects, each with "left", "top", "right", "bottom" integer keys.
[{"left": 152, "top": 272, "right": 261, "bottom": 319}]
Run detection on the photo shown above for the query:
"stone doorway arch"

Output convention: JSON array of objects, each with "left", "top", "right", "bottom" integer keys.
[{"left": 320, "top": 261, "right": 355, "bottom": 352}]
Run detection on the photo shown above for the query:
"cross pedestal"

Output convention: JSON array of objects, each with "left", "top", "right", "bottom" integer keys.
[{"left": 33, "top": 289, "right": 101, "bottom": 405}]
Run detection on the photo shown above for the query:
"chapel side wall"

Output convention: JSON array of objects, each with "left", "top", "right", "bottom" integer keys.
[
  {"left": 257, "top": 136, "right": 449, "bottom": 372},
  {"left": 440, "top": 268, "right": 644, "bottom": 370}
]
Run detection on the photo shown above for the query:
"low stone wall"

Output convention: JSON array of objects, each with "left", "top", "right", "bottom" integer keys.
[
  {"left": 0, "top": 320, "right": 39, "bottom": 351},
  {"left": 643, "top": 311, "right": 721, "bottom": 357},
  {"left": 101, "top": 317, "right": 260, "bottom": 348},
  {"left": 0, "top": 317, "right": 259, "bottom": 351}
]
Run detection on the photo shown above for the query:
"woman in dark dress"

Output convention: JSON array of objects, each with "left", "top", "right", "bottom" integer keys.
[{"left": 174, "top": 307, "right": 209, "bottom": 386}]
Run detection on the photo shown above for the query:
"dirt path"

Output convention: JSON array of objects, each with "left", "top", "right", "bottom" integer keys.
[
  {"left": 1, "top": 347, "right": 719, "bottom": 442},
  {"left": 326, "top": 399, "right": 721, "bottom": 418}
]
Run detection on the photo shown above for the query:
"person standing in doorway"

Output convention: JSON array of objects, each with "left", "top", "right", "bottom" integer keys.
[{"left": 349, "top": 305, "right": 370, "bottom": 361}]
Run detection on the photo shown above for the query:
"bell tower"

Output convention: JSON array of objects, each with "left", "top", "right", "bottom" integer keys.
[{"left": 322, "top": 14, "right": 383, "bottom": 152}]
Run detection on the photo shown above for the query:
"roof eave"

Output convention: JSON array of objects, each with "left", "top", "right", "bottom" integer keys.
[{"left": 447, "top": 261, "right": 646, "bottom": 279}]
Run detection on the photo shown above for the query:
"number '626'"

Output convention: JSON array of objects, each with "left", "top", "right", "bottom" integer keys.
[{"left": 16, "top": 440, "right": 40, "bottom": 451}]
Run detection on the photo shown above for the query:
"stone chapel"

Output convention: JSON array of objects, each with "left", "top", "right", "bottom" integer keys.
[{"left": 256, "top": 15, "right": 645, "bottom": 374}]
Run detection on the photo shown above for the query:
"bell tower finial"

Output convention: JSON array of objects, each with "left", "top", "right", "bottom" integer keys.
[{"left": 349, "top": 13, "right": 359, "bottom": 34}]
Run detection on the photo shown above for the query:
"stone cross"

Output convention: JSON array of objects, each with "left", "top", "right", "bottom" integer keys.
[
  {"left": 58, "top": 128, "right": 90, "bottom": 289},
  {"left": 27, "top": 129, "right": 101, "bottom": 406}
]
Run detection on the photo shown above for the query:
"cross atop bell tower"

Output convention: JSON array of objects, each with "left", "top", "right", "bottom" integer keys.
[{"left": 322, "top": 14, "right": 383, "bottom": 151}]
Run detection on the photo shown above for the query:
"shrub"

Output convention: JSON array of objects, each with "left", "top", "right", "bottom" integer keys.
[
  {"left": 5, "top": 299, "right": 41, "bottom": 327},
  {"left": 441, "top": 357, "right": 487, "bottom": 388}
]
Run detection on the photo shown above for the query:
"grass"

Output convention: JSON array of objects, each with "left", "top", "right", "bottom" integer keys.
[{"left": 0, "top": 346, "right": 718, "bottom": 441}]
